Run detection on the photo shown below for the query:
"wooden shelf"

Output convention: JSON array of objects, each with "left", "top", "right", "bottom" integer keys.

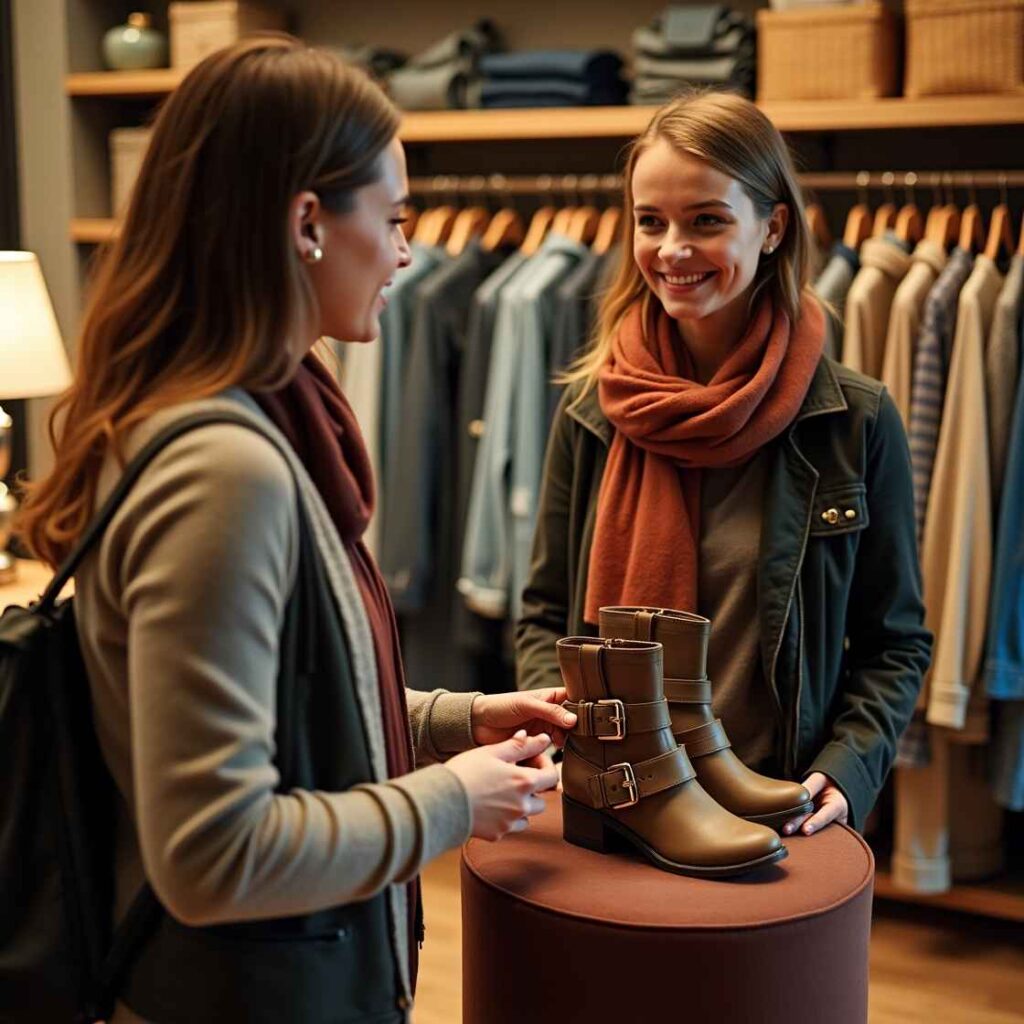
[
  {"left": 70, "top": 218, "right": 119, "bottom": 244},
  {"left": 874, "top": 868, "right": 1024, "bottom": 924},
  {"left": 761, "top": 94, "right": 1024, "bottom": 132},
  {"left": 65, "top": 68, "right": 185, "bottom": 97},
  {"left": 65, "top": 71, "right": 1024, "bottom": 135}
]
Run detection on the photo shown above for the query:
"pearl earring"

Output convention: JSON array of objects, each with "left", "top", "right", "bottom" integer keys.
[
  {"left": 763, "top": 243, "right": 775, "bottom": 255},
  {"left": 303, "top": 245, "right": 324, "bottom": 264}
]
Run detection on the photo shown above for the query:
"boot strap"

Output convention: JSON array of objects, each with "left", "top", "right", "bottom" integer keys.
[
  {"left": 585, "top": 748, "right": 696, "bottom": 810},
  {"left": 679, "top": 719, "right": 731, "bottom": 759},
  {"left": 565, "top": 698, "right": 671, "bottom": 740},
  {"left": 664, "top": 677, "right": 712, "bottom": 705}
]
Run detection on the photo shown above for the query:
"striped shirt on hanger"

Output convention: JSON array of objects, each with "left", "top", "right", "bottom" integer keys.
[{"left": 906, "top": 247, "right": 973, "bottom": 544}]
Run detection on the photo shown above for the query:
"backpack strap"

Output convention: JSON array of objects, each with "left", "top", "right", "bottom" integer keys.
[{"left": 38, "top": 409, "right": 285, "bottom": 612}]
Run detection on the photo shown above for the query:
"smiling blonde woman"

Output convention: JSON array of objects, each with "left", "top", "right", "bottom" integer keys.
[{"left": 517, "top": 90, "right": 932, "bottom": 846}]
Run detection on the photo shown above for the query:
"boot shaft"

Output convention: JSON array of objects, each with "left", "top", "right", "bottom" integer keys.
[
  {"left": 556, "top": 636, "right": 664, "bottom": 704},
  {"left": 556, "top": 636, "right": 676, "bottom": 770},
  {"left": 599, "top": 606, "right": 710, "bottom": 681}
]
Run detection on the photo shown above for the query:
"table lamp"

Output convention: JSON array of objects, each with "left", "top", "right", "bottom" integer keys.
[{"left": 0, "top": 252, "right": 72, "bottom": 582}]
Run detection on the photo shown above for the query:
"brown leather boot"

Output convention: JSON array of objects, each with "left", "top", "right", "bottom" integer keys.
[
  {"left": 599, "top": 607, "right": 814, "bottom": 833},
  {"left": 558, "top": 637, "right": 785, "bottom": 877}
]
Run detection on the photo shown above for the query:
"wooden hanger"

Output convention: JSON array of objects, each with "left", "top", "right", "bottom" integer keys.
[
  {"left": 592, "top": 206, "right": 621, "bottom": 256},
  {"left": 481, "top": 207, "right": 524, "bottom": 251},
  {"left": 925, "top": 203, "right": 960, "bottom": 248},
  {"left": 520, "top": 205, "right": 556, "bottom": 257},
  {"left": 958, "top": 204, "right": 984, "bottom": 254},
  {"left": 983, "top": 204, "right": 1014, "bottom": 262},
  {"left": 895, "top": 203, "right": 923, "bottom": 245},
  {"left": 872, "top": 201, "right": 897, "bottom": 238},
  {"left": 400, "top": 204, "right": 419, "bottom": 242},
  {"left": 567, "top": 205, "right": 601, "bottom": 245},
  {"left": 843, "top": 203, "right": 872, "bottom": 249},
  {"left": 411, "top": 206, "right": 436, "bottom": 244},
  {"left": 446, "top": 206, "right": 489, "bottom": 257},
  {"left": 551, "top": 206, "right": 576, "bottom": 237},
  {"left": 805, "top": 203, "right": 831, "bottom": 250}
]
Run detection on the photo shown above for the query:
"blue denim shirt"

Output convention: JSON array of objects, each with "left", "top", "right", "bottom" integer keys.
[{"left": 459, "top": 234, "right": 586, "bottom": 619}]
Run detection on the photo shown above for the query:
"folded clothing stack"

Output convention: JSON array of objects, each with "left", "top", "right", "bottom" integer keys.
[
  {"left": 386, "top": 20, "right": 501, "bottom": 111},
  {"left": 477, "top": 50, "right": 627, "bottom": 108},
  {"left": 331, "top": 44, "right": 407, "bottom": 87},
  {"left": 631, "top": 5, "right": 756, "bottom": 104}
]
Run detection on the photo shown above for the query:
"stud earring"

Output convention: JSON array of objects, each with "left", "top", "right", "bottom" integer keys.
[
  {"left": 763, "top": 243, "right": 775, "bottom": 255},
  {"left": 303, "top": 245, "right": 324, "bottom": 264}
]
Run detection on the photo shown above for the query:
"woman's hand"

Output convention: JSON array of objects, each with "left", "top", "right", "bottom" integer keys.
[
  {"left": 782, "top": 772, "right": 849, "bottom": 836},
  {"left": 446, "top": 731, "right": 561, "bottom": 841},
  {"left": 471, "top": 688, "right": 576, "bottom": 749}
]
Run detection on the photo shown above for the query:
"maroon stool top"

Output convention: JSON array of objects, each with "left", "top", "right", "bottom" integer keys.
[{"left": 464, "top": 792, "right": 874, "bottom": 930}]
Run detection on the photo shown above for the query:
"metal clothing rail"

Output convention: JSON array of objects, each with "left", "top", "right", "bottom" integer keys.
[{"left": 408, "top": 170, "right": 1024, "bottom": 197}]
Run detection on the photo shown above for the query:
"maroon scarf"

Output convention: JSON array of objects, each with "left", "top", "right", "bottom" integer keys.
[{"left": 254, "top": 352, "right": 420, "bottom": 984}]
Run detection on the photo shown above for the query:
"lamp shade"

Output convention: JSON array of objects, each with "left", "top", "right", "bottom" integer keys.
[{"left": 0, "top": 252, "right": 72, "bottom": 399}]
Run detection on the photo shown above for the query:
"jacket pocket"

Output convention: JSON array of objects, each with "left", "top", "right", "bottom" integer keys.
[{"left": 809, "top": 483, "right": 869, "bottom": 538}]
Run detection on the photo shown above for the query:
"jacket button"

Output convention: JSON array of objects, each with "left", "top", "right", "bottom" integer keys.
[
  {"left": 845, "top": 508, "right": 857, "bottom": 520},
  {"left": 822, "top": 508, "right": 840, "bottom": 525},
  {"left": 469, "top": 419, "right": 485, "bottom": 438}
]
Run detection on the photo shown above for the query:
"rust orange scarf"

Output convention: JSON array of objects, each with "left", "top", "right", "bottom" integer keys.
[{"left": 584, "top": 293, "right": 825, "bottom": 625}]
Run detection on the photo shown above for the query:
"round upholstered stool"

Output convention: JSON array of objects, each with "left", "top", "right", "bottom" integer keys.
[{"left": 461, "top": 792, "right": 874, "bottom": 1024}]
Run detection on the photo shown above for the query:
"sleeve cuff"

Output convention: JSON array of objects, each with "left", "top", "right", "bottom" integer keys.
[
  {"left": 926, "top": 685, "right": 970, "bottom": 730},
  {"left": 807, "top": 740, "right": 875, "bottom": 833},
  {"left": 429, "top": 691, "right": 481, "bottom": 755}
]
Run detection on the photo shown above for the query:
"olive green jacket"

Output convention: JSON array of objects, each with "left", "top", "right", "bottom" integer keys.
[{"left": 516, "top": 358, "right": 932, "bottom": 830}]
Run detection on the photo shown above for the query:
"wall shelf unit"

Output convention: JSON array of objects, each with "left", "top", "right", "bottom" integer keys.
[{"left": 65, "top": 71, "right": 1024, "bottom": 135}]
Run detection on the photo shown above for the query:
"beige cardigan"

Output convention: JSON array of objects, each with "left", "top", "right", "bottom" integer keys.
[
  {"left": 74, "top": 394, "right": 479, "bottom": 1020},
  {"left": 880, "top": 240, "right": 947, "bottom": 426},
  {"left": 921, "top": 257, "right": 1003, "bottom": 735},
  {"left": 842, "top": 236, "right": 912, "bottom": 380}
]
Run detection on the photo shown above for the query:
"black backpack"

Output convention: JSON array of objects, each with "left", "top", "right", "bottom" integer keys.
[{"left": 0, "top": 411, "right": 283, "bottom": 1023}]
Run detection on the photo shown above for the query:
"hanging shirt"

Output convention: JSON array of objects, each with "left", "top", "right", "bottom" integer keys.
[
  {"left": 985, "top": 272, "right": 1024, "bottom": 811},
  {"left": 814, "top": 241, "right": 860, "bottom": 361},
  {"left": 880, "top": 240, "right": 947, "bottom": 427},
  {"left": 985, "top": 254, "right": 1024, "bottom": 510},
  {"left": 459, "top": 234, "right": 586, "bottom": 621},
  {"left": 548, "top": 250, "right": 613, "bottom": 425},
  {"left": 907, "top": 247, "right": 974, "bottom": 544},
  {"left": 842, "top": 234, "right": 912, "bottom": 380},
  {"left": 921, "top": 255, "right": 1003, "bottom": 736},
  {"left": 344, "top": 243, "right": 445, "bottom": 556},
  {"left": 378, "top": 242, "right": 508, "bottom": 692}
]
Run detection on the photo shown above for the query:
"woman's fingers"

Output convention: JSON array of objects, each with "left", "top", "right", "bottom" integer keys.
[{"left": 801, "top": 790, "right": 848, "bottom": 835}]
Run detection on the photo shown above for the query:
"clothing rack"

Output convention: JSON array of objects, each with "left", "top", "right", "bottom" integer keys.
[{"left": 408, "top": 170, "right": 1024, "bottom": 198}]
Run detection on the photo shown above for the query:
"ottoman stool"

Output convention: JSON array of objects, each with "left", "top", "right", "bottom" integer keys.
[{"left": 461, "top": 792, "right": 874, "bottom": 1024}]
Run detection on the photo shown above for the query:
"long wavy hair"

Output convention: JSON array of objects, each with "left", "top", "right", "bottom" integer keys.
[
  {"left": 563, "top": 90, "right": 813, "bottom": 392},
  {"left": 18, "top": 35, "right": 399, "bottom": 567}
]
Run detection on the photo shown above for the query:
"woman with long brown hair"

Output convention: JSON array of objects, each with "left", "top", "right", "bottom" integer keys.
[
  {"left": 19, "top": 36, "right": 573, "bottom": 1023},
  {"left": 518, "top": 92, "right": 932, "bottom": 863}
]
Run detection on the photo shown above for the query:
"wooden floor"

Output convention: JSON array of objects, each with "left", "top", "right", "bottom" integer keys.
[{"left": 413, "top": 849, "right": 1024, "bottom": 1024}]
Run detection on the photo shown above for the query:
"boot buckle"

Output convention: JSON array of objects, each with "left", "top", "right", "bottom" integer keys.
[
  {"left": 596, "top": 698, "right": 626, "bottom": 741},
  {"left": 606, "top": 762, "right": 639, "bottom": 808}
]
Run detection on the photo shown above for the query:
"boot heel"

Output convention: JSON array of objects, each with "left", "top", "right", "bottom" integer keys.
[{"left": 563, "top": 797, "right": 621, "bottom": 853}]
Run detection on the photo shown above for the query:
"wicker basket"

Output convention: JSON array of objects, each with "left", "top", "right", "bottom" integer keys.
[
  {"left": 905, "top": 0, "right": 1024, "bottom": 97},
  {"left": 757, "top": 3, "right": 899, "bottom": 101}
]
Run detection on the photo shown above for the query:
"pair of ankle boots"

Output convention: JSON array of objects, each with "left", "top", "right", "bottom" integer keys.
[{"left": 559, "top": 606, "right": 813, "bottom": 878}]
